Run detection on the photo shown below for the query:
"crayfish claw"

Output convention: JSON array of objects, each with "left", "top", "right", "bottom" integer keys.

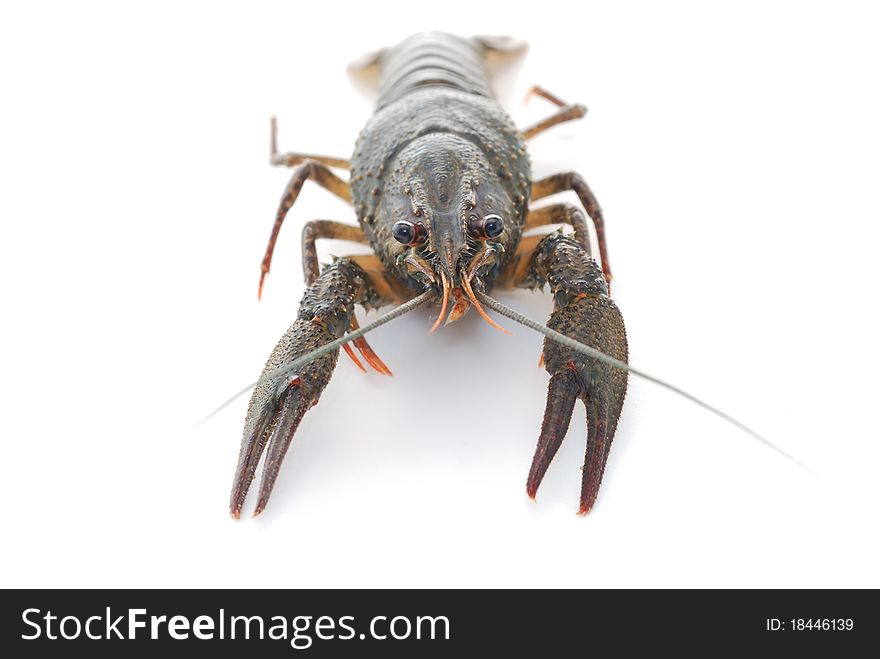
[
  {"left": 527, "top": 370, "right": 578, "bottom": 500},
  {"left": 230, "top": 258, "right": 373, "bottom": 518},
  {"left": 579, "top": 385, "right": 620, "bottom": 515},
  {"left": 229, "top": 318, "right": 338, "bottom": 519},
  {"left": 252, "top": 386, "right": 311, "bottom": 517},
  {"left": 230, "top": 393, "right": 278, "bottom": 519},
  {"left": 525, "top": 233, "right": 628, "bottom": 514}
]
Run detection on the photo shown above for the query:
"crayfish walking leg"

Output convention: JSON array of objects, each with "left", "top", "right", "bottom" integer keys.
[
  {"left": 259, "top": 160, "right": 352, "bottom": 299},
  {"left": 531, "top": 173, "right": 613, "bottom": 284},
  {"left": 521, "top": 85, "right": 588, "bottom": 140}
]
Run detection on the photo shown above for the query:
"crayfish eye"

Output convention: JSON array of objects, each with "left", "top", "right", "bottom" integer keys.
[
  {"left": 468, "top": 214, "right": 505, "bottom": 239},
  {"left": 392, "top": 220, "right": 416, "bottom": 244},
  {"left": 392, "top": 219, "right": 426, "bottom": 246},
  {"left": 483, "top": 214, "right": 504, "bottom": 238}
]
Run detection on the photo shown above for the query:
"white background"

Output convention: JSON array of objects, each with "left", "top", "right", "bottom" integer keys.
[{"left": 2, "top": 1, "right": 878, "bottom": 588}]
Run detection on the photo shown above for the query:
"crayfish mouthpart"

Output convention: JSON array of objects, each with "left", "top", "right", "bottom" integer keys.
[
  {"left": 429, "top": 271, "right": 451, "bottom": 334},
  {"left": 460, "top": 275, "right": 510, "bottom": 334},
  {"left": 445, "top": 287, "right": 471, "bottom": 325}
]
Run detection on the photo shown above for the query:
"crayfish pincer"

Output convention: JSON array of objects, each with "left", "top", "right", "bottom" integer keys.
[
  {"left": 226, "top": 32, "right": 783, "bottom": 519},
  {"left": 229, "top": 32, "right": 625, "bottom": 518},
  {"left": 519, "top": 233, "right": 628, "bottom": 513}
]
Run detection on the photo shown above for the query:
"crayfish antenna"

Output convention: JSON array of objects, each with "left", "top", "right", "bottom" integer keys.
[
  {"left": 474, "top": 291, "right": 815, "bottom": 476},
  {"left": 206, "top": 291, "right": 434, "bottom": 428}
]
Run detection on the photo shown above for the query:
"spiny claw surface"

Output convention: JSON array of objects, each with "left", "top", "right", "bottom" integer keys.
[
  {"left": 252, "top": 386, "right": 312, "bottom": 516},
  {"left": 229, "top": 316, "right": 338, "bottom": 519},
  {"left": 230, "top": 259, "right": 371, "bottom": 518},
  {"left": 526, "top": 233, "right": 628, "bottom": 514},
  {"left": 527, "top": 370, "right": 578, "bottom": 501}
]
